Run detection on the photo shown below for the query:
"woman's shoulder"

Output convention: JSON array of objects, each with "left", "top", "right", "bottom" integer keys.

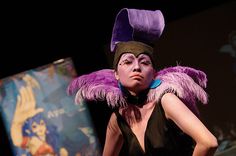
[{"left": 107, "top": 112, "right": 122, "bottom": 135}]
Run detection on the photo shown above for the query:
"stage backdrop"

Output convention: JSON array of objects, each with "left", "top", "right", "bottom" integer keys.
[
  {"left": 153, "top": 1, "right": 236, "bottom": 155},
  {"left": 0, "top": 57, "right": 101, "bottom": 156}
]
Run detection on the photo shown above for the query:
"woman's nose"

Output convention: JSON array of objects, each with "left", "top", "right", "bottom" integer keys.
[{"left": 133, "top": 61, "right": 141, "bottom": 72}]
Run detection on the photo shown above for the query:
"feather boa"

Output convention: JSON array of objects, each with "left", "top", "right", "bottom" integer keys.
[{"left": 67, "top": 66, "right": 208, "bottom": 115}]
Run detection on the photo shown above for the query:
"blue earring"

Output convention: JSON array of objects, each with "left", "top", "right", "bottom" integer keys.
[
  {"left": 149, "top": 79, "right": 162, "bottom": 89},
  {"left": 118, "top": 81, "right": 124, "bottom": 90},
  {"left": 118, "top": 81, "right": 127, "bottom": 93}
]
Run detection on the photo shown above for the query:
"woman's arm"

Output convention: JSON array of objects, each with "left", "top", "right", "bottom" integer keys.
[
  {"left": 161, "top": 93, "right": 218, "bottom": 156},
  {"left": 103, "top": 113, "right": 123, "bottom": 156},
  {"left": 10, "top": 86, "right": 43, "bottom": 147}
]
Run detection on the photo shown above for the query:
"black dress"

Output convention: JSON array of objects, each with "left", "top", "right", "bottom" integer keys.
[{"left": 115, "top": 102, "right": 194, "bottom": 156}]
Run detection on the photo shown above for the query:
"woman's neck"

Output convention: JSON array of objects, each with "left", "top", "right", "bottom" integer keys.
[
  {"left": 38, "top": 135, "right": 46, "bottom": 141},
  {"left": 125, "top": 89, "right": 149, "bottom": 107}
]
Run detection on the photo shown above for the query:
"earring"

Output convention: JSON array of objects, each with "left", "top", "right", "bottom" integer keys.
[
  {"left": 149, "top": 79, "right": 162, "bottom": 89},
  {"left": 118, "top": 81, "right": 123, "bottom": 90}
]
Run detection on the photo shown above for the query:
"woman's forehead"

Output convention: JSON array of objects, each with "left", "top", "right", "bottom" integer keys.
[{"left": 120, "top": 53, "right": 151, "bottom": 60}]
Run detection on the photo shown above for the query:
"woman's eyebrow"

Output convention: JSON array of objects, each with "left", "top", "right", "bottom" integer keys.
[
  {"left": 138, "top": 55, "right": 151, "bottom": 61},
  {"left": 121, "top": 55, "right": 135, "bottom": 60}
]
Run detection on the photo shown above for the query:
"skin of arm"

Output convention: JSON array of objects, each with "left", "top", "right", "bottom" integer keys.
[
  {"left": 103, "top": 113, "right": 124, "bottom": 156},
  {"left": 161, "top": 93, "right": 218, "bottom": 156},
  {"left": 10, "top": 86, "right": 44, "bottom": 147},
  {"left": 10, "top": 116, "right": 24, "bottom": 147}
]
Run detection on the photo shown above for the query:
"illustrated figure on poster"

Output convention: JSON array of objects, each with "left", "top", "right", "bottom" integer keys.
[{"left": 10, "top": 80, "right": 68, "bottom": 156}]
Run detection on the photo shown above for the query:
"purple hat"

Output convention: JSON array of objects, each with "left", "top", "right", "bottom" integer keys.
[{"left": 110, "top": 8, "right": 165, "bottom": 52}]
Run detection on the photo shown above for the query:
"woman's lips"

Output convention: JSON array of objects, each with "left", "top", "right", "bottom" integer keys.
[{"left": 130, "top": 75, "right": 143, "bottom": 79}]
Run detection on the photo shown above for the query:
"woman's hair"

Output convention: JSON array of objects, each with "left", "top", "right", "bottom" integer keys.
[{"left": 22, "top": 113, "right": 60, "bottom": 153}]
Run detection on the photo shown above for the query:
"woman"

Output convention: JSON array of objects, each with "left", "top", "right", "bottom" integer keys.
[
  {"left": 68, "top": 8, "right": 218, "bottom": 156},
  {"left": 102, "top": 41, "right": 218, "bottom": 156}
]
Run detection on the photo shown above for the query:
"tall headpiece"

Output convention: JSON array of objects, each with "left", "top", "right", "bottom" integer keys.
[
  {"left": 68, "top": 8, "right": 208, "bottom": 116},
  {"left": 110, "top": 8, "right": 165, "bottom": 68}
]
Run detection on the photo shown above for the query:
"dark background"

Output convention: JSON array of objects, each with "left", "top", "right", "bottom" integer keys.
[
  {"left": 1, "top": 0, "right": 234, "bottom": 78},
  {"left": 1, "top": 0, "right": 236, "bottom": 155}
]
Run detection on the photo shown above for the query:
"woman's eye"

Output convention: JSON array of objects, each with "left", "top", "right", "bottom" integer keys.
[
  {"left": 124, "top": 60, "right": 132, "bottom": 64},
  {"left": 141, "top": 61, "right": 151, "bottom": 65},
  {"left": 32, "top": 123, "right": 38, "bottom": 129},
  {"left": 40, "top": 120, "right": 45, "bottom": 126},
  {"left": 120, "top": 59, "right": 132, "bottom": 65}
]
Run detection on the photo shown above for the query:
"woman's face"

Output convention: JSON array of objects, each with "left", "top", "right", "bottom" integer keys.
[
  {"left": 31, "top": 119, "right": 47, "bottom": 137},
  {"left": 115, "top": 53, "right": 155, "bottom": 95}
]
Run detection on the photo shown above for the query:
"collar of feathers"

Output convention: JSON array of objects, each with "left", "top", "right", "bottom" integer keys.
[{"left": 67, "top": 66, "right": 208, "bottom": 116}]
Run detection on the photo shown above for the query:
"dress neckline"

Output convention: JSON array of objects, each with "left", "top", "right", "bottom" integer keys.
[{"left": 118, "top": 102, "right": 158, "bottom": 153}]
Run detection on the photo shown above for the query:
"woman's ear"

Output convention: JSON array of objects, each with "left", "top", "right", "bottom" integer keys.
[{"left": 114, "top": 70, "right": 119, "bottom": 80}]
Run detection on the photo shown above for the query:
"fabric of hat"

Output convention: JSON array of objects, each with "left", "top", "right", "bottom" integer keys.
[
  {"left": 110, "top": 8, "right": 165, "bottom": 52},
  {"left": 113, "top": 41, "right": 154, "bottom": 68},
  {"left": 110, "top": 8, "right": 165, "bottom": 68}
]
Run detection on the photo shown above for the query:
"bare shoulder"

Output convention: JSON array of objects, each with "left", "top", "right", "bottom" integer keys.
[
  {"left": 160, "top": 92, "right": 191, "bottom": 119},
  {"left": 161, "top": 92, "right": 181, "bottom": 106},
  {"left": 104, "top": 113, "right": 124, "bottom": 156},
  {"left": 107, "top": 112, "right": 121, "bottom": 134}
]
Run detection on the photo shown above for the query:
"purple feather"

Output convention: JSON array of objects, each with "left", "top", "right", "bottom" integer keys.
[
  {"left": 67, "top": 66, "right": 208, "bottom": 115},
  {"left": 67, "top": 69, "right": 125, "bottom": 107},
  {"left": 148, "top": 66, "right": 208, "bottom": 116},
  {"left": 158, "top": 66, "right": 207, "bottom": 88},
  {"left": 67, "top": 69, "right": 117, "bottom": 95}
]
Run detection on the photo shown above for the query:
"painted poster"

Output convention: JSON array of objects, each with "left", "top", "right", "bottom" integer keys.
[{"left": 0, "top": 58, "right": 101, "bottom": 156}]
